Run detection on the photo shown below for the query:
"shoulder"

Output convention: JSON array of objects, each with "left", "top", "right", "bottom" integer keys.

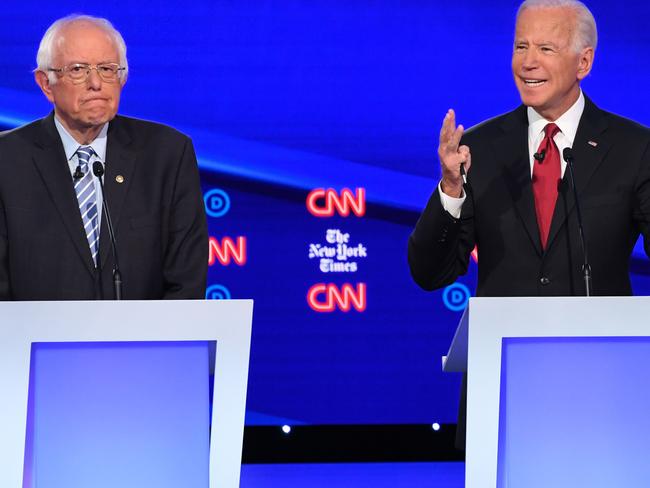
[
  {"left": 0, "top": 117, "right": 49, "bottom": 147},
  {"left": 598, "top": 109, "right": 650, "bottom": 141},
  {"left": 579, "top": 97, "right": 650, "bottom": 156},
  {"left": 109, "top": 115, "right": 192, "bottom": 148}
]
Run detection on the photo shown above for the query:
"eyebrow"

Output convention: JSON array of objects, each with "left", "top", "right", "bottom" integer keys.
[
  {"left": 64, "top": 60, "right": 120, "bottom": 65},
  {"left": 535, "top": 41, "right": 560, "bottom": 47},
  {"left": 514, "top": 40, "right": 561, "bottom": 49}
]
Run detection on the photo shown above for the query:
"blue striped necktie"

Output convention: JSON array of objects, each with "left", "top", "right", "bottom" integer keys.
[{"left": 74, "top": 146, "right": 100, "bottom": 266}]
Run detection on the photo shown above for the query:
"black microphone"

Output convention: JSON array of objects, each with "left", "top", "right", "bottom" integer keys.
[
  {"left": 533, "top": 149, "right": 546, "bottom": 162},
  {"left": 458, "top": 161, "right": 475, "bottom": 223},
  {"left": 562, "top": 147, "right": 592, "bottom": 296},
  {"left": 92, "top": 161, "right": 123, "bottom": 300},
  {"left": 73, "top": 165, "right": 85, "bottom": 180},
  {"left": 460, "top": 162, "right": 468, "bottom": 185}
]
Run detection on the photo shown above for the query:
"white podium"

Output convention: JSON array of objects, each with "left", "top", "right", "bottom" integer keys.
[
  {"left": 444, "top": 296, "right": 650, "bottom": 488},
  {"left": 0, "top": 300, "right": 253, "bottom": 488}
]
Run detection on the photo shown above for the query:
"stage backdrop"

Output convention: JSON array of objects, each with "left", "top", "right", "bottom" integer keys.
[{"left": 1, "top": 1, "right": 649, "bottom": 426}]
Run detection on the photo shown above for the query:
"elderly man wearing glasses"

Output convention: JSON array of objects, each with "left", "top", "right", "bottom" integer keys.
[{"left": 0, "top": 15, "right": 207, "bottom": 300}]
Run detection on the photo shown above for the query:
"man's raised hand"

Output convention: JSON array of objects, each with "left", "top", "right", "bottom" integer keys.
[{"left": 438, "top": 109, "right": 472, "bottom": 198}]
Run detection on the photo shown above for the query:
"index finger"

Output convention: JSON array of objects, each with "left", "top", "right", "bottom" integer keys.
[{"left": 439, "top": 109, "right": 457, "bottom": 146}]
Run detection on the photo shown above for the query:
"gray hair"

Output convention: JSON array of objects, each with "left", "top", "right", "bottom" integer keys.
[
  {"left": 36, "top": 14, "right": 129, "bottom": 84},
  {"left": 517, "top": 0, "right": 598, "bottom": 52}
]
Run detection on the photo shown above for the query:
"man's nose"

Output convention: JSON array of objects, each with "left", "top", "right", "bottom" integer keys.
[
  {"left": 86, "top": 68, "right": 103, "bottom": 89},
  {"left": 521, "top": 48, "right": 539, "bottom": 69}
]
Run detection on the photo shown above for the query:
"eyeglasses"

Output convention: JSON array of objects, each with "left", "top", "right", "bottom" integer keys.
[{"left": 47, "top": 63, "right": 126, "bottom": 84}]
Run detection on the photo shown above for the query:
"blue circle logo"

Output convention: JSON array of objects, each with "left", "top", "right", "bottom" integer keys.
[
  {"left": 204, "top": 189, "right": 231, "bottom": 218},
  {"left": 442, "top": 283, "right": 471, "bottom": 312},
  {"left": 205, "top": 284, "right": 232, "bottom": 300}
]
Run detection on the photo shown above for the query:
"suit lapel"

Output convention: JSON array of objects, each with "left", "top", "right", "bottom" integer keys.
[
  {"left": 545, "top": 97, "right": 610, "bottom": 250},
  {"left": 492, "top": 105, "right": 543, "bottom": 257},
  {"left": 31, "top": 114, "right": 97, "bottom": 274},
  {"left": 100, "top": 116, "right": 136, "bottom": 267}
]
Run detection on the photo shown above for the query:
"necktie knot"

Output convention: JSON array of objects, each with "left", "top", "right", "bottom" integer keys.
[
  {"left": 76, "top": 146, "right": 95, "bottom": 168},
  {"left": 544, "top": 123, "right": 560, "bottom": 140}
]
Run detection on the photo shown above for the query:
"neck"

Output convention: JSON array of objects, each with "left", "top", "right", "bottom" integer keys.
[
  {"left": 536, "top": 87, "right": 581, "bottom": 122},
  {"left": 54, "top": 113, "right": 104, "bottom": 145}
]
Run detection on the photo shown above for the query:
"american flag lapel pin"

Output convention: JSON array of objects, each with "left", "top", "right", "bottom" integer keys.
[{"left": 588, "top": 140, "right": 598, "bottom": 147}]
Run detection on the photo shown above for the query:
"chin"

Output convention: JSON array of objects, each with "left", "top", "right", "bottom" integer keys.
[
  {"left": 85, "top": 111, "right": 115, "bottom": 126},
  {"left": 519, "top": 93, "right": 548, "bottom": 110}
]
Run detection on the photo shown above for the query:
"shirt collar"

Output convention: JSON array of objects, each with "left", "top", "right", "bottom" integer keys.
[
  {"left": 527, "top": 90, "right": 585, "bottom": 145},
  {"left": 53, "top": 116, "right": 108, "bottom": 162}
]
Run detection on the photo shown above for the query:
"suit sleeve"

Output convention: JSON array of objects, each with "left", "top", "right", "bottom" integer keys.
[
  {"left": 407, "top": 185, "right": 475, "bottom": 291},
  {"left": 162, "top": 137, "right": 208, "bottom": 299}
]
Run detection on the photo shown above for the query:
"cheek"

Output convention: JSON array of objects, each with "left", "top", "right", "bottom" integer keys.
[
  {"left": 110, "top": 89, "right": 123, "bottom": 109},
  {"left": 511, "top": 56, "right": 520, "bottom": 72},
  {"left": 54, "top": 87, "right": 81, "bottom": 111}
]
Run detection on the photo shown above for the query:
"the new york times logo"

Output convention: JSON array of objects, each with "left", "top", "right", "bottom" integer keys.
[{"left": 308, "top": 229, "right": 367, "bottom": 273}]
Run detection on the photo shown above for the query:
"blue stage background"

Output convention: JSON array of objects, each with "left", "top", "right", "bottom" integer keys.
[{"left": 1, "top": 0, "right": 649, "bottom": 426}]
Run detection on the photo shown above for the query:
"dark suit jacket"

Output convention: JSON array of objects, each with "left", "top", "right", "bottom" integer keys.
[
  {"left": 408, "top": 96, "right": 650, "bottom": 449},
  {"left": 0, "top": 113, "right": 208, "bottom": 300},
  {"left": 409, "top": 96, "right": 650, "bottom": 297}
]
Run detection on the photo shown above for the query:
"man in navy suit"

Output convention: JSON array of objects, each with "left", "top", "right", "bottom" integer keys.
[
  {"left": 0, "top": 15, "right": 207, "bottom": 300},
  {"left": 409, "top": 0, "right": 650, "bottom": 299},
  {"left": 408, "top": 0, "right": 650, "bottom": 447}
]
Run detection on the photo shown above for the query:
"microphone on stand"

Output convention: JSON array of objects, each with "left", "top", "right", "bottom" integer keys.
[
  {"left": 92, "top": 161, "right": 123, "bottom": 300},
  {"left": 562, "top": 147, "right": 592, "bottom": 296}
]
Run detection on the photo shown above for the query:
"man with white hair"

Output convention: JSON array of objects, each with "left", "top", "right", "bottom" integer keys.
[
  {"left": 408, "top": 0, "right": 650, "bottom": 446},
  {"left": 0, "top": 15, "right": 207, "bottom": 300}
]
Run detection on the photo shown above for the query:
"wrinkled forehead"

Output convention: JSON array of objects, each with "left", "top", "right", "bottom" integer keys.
[
  {"left": 515, "top": 7, "right": 576, "bottom": 45},
  {"left": 52, "top": 21, "right": 119, "bottom": 63}
]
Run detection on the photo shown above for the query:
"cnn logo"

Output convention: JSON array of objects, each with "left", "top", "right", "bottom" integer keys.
[
  {"left": 307, "top": 283, "right": 367, "bottom": 312},
  {"left": 208, "top": 236, "right": 247, "bottom": 266},
  {"left": 306, "top": 188, "right": 366, "bottom": 217}
]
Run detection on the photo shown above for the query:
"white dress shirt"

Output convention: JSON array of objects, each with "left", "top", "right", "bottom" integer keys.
[{"left": 439, "top": 90, "right": 586, "bottom": 218}]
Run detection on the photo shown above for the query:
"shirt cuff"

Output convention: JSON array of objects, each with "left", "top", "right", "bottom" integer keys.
[{"left": 438, "top": 181, "right": 466, "bottom": 219}]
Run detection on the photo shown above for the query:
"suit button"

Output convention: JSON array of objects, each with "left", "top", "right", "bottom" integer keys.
[{"left": 540, "top": 277, "right": 550, "bottom": 285}]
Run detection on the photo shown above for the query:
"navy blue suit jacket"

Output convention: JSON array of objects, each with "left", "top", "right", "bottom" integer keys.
[
  {"left": 0, "top": 113, "right": 208, "bottom": 300},
  {"left": 409, "top": 97, "right": 650, "bottom": 297}
]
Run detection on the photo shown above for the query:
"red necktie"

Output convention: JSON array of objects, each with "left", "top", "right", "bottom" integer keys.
[{"left": 532, "top": 123, "right": 561, "bottom": 250}]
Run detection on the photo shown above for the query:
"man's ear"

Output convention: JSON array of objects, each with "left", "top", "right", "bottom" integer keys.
[
  {"left": 34, "top": 70, "right": 55, "bottom": 103},
  {"left": 576, "top": 47, "right": 594, "bottom": 81}
]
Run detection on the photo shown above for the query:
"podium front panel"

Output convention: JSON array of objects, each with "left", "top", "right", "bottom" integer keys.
[
  {"left": 464, "top": 297, "right": 650, "bottom": 488},
  {"left": 26, "top": 341, "right": 210, "bottom": 488},
  {"left": 497, "top": 337, "right": 650, "bottom": 488},
  {"left": 0, "top": 300, "right": 253, "bottom": 488}
]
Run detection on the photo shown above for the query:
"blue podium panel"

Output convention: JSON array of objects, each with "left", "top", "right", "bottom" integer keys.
[
  {"left": 25, "top": 342, "right": 210, "bottom": 488},
  {"left": 497, "top": 337, "right": 650, "bottom": 488}
]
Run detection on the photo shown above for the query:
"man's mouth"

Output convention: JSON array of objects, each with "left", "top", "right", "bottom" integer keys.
[{"left": 523, "top": 79, "right": 547, "bottom": 87}]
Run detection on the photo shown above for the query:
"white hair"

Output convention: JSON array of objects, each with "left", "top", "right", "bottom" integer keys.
[
  {"left": 517, "top": 0, "right": 598, "bottom": 52},
  {"left": 36, "top": 14, "right": 129, "bottom": 84}
]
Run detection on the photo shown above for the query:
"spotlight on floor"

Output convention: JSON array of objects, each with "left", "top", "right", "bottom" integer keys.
[
  {"left": 281, "top": 424, "right": 292, "bottom": 434},
  {"left": 432, "top": 423, "right": 441, "bottom": 431}
]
